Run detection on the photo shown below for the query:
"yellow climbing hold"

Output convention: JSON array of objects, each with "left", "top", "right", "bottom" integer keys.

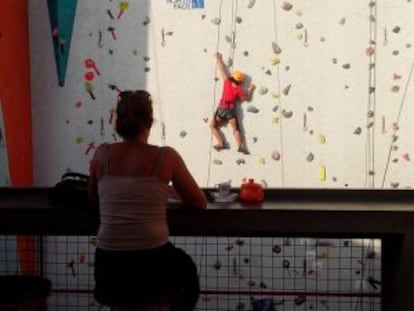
[
  {"left": 259, "top": 158, "right": 266, "bottom": 165},
  {"left": 270, "top": 57, "right": 280, "bottom": 66},
  {"left": 318, "top": 134, "right": 326, "bottom": 144},
  {"left": 76, "top": 137, "right": 84, "bottom": 144},
  {"left": 319, "top": 166, "right": 326, "bottom": 182},
  {"left": 271, "top": 93, "right": 280, "bottom": 99},
  {"left": 272, "top": 117, "right": 280, "bottom": 124}
]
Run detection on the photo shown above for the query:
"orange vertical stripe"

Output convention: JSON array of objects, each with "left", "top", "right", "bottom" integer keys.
[
  {"left": 0, "top": 0, "right": 36, "bottom": 275},
  {"left": 0, "top": 0, "right": 33, "bottom": 187}
]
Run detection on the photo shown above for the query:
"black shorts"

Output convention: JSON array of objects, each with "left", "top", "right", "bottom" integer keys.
[
  {"left": 215, "top": 107, "right": 236, "bottom": 121},
  {"left": 94, "top": 242, "right": 200, "bottom": 310}
]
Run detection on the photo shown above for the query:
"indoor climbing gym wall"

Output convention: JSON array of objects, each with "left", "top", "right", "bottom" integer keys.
[{"left": 30, "top": 0, "right": 414, "bottom": 188}]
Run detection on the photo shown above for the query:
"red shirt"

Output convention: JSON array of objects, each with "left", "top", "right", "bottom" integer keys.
[{"left": 218, "top": 79, "right": 245, "bottom": 109}]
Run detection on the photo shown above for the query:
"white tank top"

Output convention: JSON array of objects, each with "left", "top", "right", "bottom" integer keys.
[{"left": 96, "top": 146, "right": 170, "bottom": 251}]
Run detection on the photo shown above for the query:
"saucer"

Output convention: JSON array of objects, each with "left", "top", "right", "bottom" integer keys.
[{"left": 210, "top": 192, "right": 238, "bottom": 203}]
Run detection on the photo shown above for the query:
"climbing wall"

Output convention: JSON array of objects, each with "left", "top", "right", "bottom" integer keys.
[{"left": 30, "top": 0, "right": 414, "bottom": 188}]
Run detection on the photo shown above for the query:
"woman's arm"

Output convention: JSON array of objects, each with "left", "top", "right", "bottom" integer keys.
[
  {"left": 168, "top": 148, "right": 207, "bottom": 210},
  {"left": 241, "top": 83, "right": 255, "bottom": 102},
  {"left": 216, "top": 52, "right": 230, "bottom": 81},
  {"left": 88, "top": 145, "right": 105, "bottom": 210}
]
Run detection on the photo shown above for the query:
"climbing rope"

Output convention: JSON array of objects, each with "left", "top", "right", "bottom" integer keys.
[
  {"left": 206, "top": 0, "right": 227, "bottom": 187},
  {"left": 381, "top": 62, "right": 414, "bottom": 188},
  {"left": 364, "top": 0, "right": 378, "bottom": 188},
  {"left": 272, "top": 0, "right": 286, "bottom": 186},
  {"left": 147, "top": 6, "right": 167, "bottom": 146}
]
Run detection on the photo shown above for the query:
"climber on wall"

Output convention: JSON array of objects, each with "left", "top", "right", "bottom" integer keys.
[{"left": 210, "top": 52, "right": 255, "bottom": 154}]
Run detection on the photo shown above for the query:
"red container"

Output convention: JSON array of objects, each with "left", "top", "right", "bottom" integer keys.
[{"left": 239, "top": 179, "right": 264, "bottom": 202}]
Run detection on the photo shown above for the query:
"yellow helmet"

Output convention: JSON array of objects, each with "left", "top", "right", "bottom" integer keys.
[{"left": 231, "top": 70, "right": 245, "bottom": 83}]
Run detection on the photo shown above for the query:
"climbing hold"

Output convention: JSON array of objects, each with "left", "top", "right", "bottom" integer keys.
[
  {"left": 367, "top": 110, "right": 374, "bottom": 118},
  {"left": 393, "top": 73, "right": 402, "bottom": 80},
  {"left": 259, "top": 158, "right": 266, "bottom": 165},
  {"left": 243, "top": 51, "right": 249, "bottom": 57},
  {"left": 282, "top": 109, "right": 293, "bottom": 118},
  {"left": 143, "top": 56, "right": 150, "bottom": 62},
  {"left": 271, "top": 151, "right": 281, "bottom": 161},
  {"left": 390, "top": 182, "right": 399, "bottom": 189},
  {"left": 403, "top": 153, "right": 410, "bottom": 161},
  {"left": 306, "top": 153, "right": 314, "bottom": 162},
  {"left": 319, "top": 166, "right": 326, "bottom": 182},
  {"left": 392, "top": 50, "right": 399, "bottom": 56},
  {"left": 392, "top": 26, "right": 401, "bottom": 33},
  {"left": 294, "top": 295, "right": 306, "bottom": 306},
  {"left": 354, "top": 127, "right": 362, "bottom": 135},
  {"left": 272, "top": 117, "right": 279, "bottom": 124},
  {"left": 265, "top": 69, "right": 272, "bottom": 75},
  {"left": 270, "top": 57, "right": 280, "bottom": 66},
  {"left": 367, "top": 122, "right": 374, "bottom": 129},
  {"left": 318, "top": 134, "right": 326, "bottom": 144},
  {"left": 308, "top": 106, "right": 314, "bottom": 112},
  {"left": 342, "top": 63, "right": 351, "bottom": 69},
  {"left": 211, "top": 17, "right": 221, "bottom": 25},
  {"left": 247, "top": 106, "right": 259, "bottom": 113},
  {"left": 247, "top": 0, "right": 255, "bottom": 9},
  {"left": 272, "top": 245, "right": 282, "bottom": 253},
  {"left": 272, "top": 105, "right": 279, "bottom": 112},
  {"left": 226, "top": 57, "right": 233, "bottom": 67},
  {"left": 282, "top": 259, "right": 290, "bottom": 269},
  {"left": 235, "top": 16, "right": 242, "bottom": 24},
  {"left": 282, "top": 84, "right": 292, "bottom": 96},
  {"left": 272, "top": 42, "right": 282, "bottom": 54},
  {"left": 258, "top": 87, "right": 268, "bottom": 95},
  {"left": 339, "top": 17, "right": 346, "bottom": 25},
  {"left": 236, "top": 159, "right": 246, "bottom": 165},
  {"left": 252, "top": 137, "right": 258, "bottom": 143},
  {"left": 213, "top": 260, "right": 222, "bottom": 270},
  {"left": 391, "top": 85, "right": 400, "bottom": 93},
  {"left": 366, "top": 46, "right": 375, "bottom": 56},
  {"left": 282, "top": 2, "right": 293, "bottom": 11},
  {"left": 76, "top": 137, "right": 83, "bottom": 144},
  {"left": 213, "top": 159, "right": 223, "bottom": 165},
  {"left": 225, "top": 35, "right": 232, "bottom": 43},
  {"left": 296, "top": 22, "right": 304, "bottom": 29},
  {"left": 271, "top": 93, "right": 280, "bottom": 99},
  {"left": 142, "top": 16, "right": 150, "bottom": 26},
  {"left": 179, "top": 130, "right": 187, "bottom": 138},
  {"left": 369, "top": 86, "right": 375, "bottom": 94}
]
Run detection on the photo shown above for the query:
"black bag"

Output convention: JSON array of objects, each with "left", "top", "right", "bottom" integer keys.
[{"left": 49, "top": 172, "right": 89, "bottom": 207}]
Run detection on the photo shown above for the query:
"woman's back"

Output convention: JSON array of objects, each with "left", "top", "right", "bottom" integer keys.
[{"left": 96, "top": 143, "right": 171, "bottom": 251}]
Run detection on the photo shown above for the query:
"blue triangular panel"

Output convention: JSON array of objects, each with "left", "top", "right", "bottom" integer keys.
[{"left": 47, "top": 0, "right": 78, "bottom": 87}]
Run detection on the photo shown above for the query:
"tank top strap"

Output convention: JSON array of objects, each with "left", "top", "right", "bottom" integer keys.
[{"left": 150, "top": 147, "right": 165, "bottom": 176}]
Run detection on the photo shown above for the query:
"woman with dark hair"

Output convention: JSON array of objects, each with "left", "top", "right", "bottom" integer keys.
[
  {"left": 210, "top": 52, "right": 255, "bottom": 154},
  {"left": 89, "top": 90, "right": 207, "bottom": 311}
]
